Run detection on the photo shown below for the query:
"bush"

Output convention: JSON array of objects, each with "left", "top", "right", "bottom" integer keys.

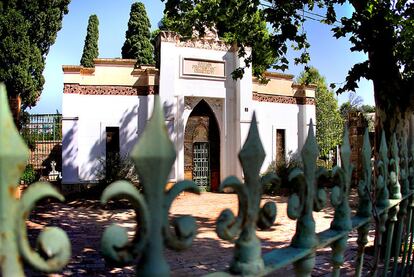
[
  {"left": 21, "top": 164, "right": 38, "bottom": 185},
  {"left": 97, "top": 153, "right": 141, "bottom": 191},
  {"left": 263, "top": 151, "right": 302, "bottom": 195}
]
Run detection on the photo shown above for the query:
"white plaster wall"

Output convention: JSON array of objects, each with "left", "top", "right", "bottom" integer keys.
[
  {"left": 159, "top": 40, "right": 240, "bottom": 182},
  {"left": 62, "top": 93, "right": 79, "bottom": 184},
  {"left": 62, "top": 94, "right": 147, "bottom": 183},
  {"left": 248, "top": 101, "right": 315, "bottom": 173}
]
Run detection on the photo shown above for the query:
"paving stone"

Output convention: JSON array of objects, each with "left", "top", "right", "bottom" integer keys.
[{"left": 24, "top": 191, "right": 378, "bottom": 276}]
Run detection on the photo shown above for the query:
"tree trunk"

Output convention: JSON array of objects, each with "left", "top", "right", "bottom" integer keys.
[{"left": 7, "top": 94, "right": 21, "bottom": 130}]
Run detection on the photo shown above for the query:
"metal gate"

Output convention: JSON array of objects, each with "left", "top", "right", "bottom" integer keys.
[{"left": 192, "top": 142, "right": 210, "bottom": 190}]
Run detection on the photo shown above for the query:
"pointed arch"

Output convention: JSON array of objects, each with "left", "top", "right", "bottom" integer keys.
[{"left": 183, "top": 99, "right": 220, "bottom": 191}]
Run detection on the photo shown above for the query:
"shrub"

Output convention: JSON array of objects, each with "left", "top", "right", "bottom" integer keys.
[
  {"left": 21, "top": 164, "right": 38, "bottom": 185},
  {"left": 97, "top": 153, "right": 141, "bottom": 191},
  {"left": 263, "top": 151, "right": 302, "bottom": 195}
]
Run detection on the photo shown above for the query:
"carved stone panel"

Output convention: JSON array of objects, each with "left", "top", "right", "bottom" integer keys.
[{"left": 184, "top": 97, "right": 223, "bottom": 118}]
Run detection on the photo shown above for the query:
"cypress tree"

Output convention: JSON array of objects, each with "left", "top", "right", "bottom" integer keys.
[
  {"left": 80, "top": 14, "right": 99, "bottom": 68},
  {"left": 0, "top": 0, "right": 70, "bottom": 124},
  {"left": 121, "top": 2, "right": 154, "bottom": 65}
]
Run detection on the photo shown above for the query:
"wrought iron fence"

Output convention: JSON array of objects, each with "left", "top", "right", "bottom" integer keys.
[
  {"left": 20, "top": 113, "right": 62, "bottom": 178},
  {"left": 1, "top": 84, "right": 414, "bottom": 276}
]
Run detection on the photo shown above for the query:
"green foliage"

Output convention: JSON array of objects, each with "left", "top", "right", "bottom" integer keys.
[
  {"left": 150, "top": 29, "right": 161, "bottom": 67},
  {"left": 163, "top": 0, "right": 414, "bottom": 136},
  {"left": 97, "top": 153, "right": 141, "bottom": 191},
  {"left": 21, "top": 164, "right": 38, "bottom": 185},
  {"left": 263, "top": 151, "right": 302, "bottom": 195},
  {"left": 122, "top": 2, "right": 154, "bottom": 65},
  {"left": 162, "top": 1, "right": 280, "bottom": 80},
  {"left": 80, "top": 14, "right": 99, "bottom": 68},
  {"left": 360, "top": 105, "right": 375, "bottom": 113},
  {"left": 0, "top": 0, "right": 70, "bottom": 109},
  {"left": 297, "top": 67, "right": 343, "bottom": 159},
  {"left": 339, "top": 92, "right": 366, "bottom": 121}
]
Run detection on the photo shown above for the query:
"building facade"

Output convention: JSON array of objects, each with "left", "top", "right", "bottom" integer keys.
[{"left": 62, "top": 31, "right": 316, "bottom": 191}]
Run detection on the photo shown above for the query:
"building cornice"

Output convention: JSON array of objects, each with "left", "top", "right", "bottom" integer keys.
[
  {"left": 252, "top": 92, "right": 315, "bottom": 105},
  {"left": 292, "top": 83, "right": 318, "bottom": 90},
  {"left": 263, "top": 71, "right": 294, "bottom": 80},
  {"left": 93, "top": 58, "right": 137, "bottom": 66},
  {"left": 62, "top": 66, "right": 96, "bottom": 75},
  {"left": 159, "top": 31, "right": 233, "bottom": 52}
]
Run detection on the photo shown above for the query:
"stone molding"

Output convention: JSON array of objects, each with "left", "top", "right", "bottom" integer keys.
[
  {"left": 184, "top": 96, "right": 223, "bottom": 115},
  {"left": 159, "top": 31, "right": 232, "bottom": 52},
  {"left": 252, "top": 92, "right": 315, "bottom": 105},
  {"left": 63, "top": 83, "right": 158, "bottom": 96}
]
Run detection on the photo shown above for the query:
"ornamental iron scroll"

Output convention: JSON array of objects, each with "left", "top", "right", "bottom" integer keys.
[
  {"left": 287, "top": 120, "right": 327, "bottom": 276},
  {"left": 215, "top": 113, "right": 278, "bottom": 276},
  {"left": 100, "top": 95, "right": 200, "bottom": 277},
  {"left": 330, "top": 128, "right": 353, "bottom": 276},
  {"left": 0, "top": 84, "right": 71, "bottom": 276}
]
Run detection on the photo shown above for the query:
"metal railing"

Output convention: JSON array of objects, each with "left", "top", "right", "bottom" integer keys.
[
  {"left": 20, "top": 113, "right": 62, "bottom": 178},
  {"left": 1, "top": 83, "right": 414, "bottom": 276}
]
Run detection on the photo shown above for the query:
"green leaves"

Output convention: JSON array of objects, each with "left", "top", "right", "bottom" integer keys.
[
  {"left": 80, "top": 15, "right": 99, "bottom": 68},
  {"left": 122, "top": 2, "right": 154, "bottom": 65},
  {"left": 0, "top": 0, "right": 70, "bottom": 109},
  {"left": 163, "top": 0, "right": 278, "bottom": 80},
  {"left": 297, "top": 67, "right": 343, "bottom": 159}
]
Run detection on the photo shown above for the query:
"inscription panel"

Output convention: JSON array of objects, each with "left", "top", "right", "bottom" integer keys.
[{"left": 182, "top": 58, "right": 225, "bottom": 79}]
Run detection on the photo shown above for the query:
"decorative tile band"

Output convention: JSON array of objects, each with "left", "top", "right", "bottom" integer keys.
[
  {"left": 63, "top": 83, "right": 158, "bottom": 96},
  {"left": 252, "top": 92, "right": 315, "bottom": 105}
]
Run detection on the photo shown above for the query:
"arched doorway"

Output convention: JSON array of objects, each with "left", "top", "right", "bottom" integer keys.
[{"left": 184, "top": 100, "right": 220, "bottom": 191}]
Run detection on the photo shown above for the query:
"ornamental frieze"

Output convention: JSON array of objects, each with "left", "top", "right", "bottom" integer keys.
[
  {"left": 159, "top": 31, "right": 232, "bottom": 52},
  {"left": 252, "top": 92, "right": 315, "bottom": 105},
  {"left": 63, "top": 84, "right": 158, "bottom": 96}
]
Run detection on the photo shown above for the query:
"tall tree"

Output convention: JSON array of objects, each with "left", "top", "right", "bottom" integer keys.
[
  {"left": 0, "top": 0, "right": 70, "bottom": 124},
  {"left": 163, "top": 0, "right": 414, "bottom": 140},
  {"left": 80, "top": 14, "right": 99, "bottom": 68},
  {"left": 162, "top": 2, "right": 283, "bottom": 81},
  {"left": 298, "top": 67, "right": 343, "bottom": 159},
  {"left": 122, "top": 2, "right": 154, "bottom": 65}
]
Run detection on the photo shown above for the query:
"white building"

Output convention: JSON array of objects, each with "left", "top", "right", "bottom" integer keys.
[{"left": 62, "top": 31, "right": 316, "bottom": 191}]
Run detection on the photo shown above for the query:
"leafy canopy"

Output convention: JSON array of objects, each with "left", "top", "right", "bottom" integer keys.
[
  {"left": 297, "top": 67, "right": 343, "bottom": 158},
  {"left": 162, "top": 0, "right": 302, "bottom": 81},
  {"left": 122, "top": 2, "right": 154, "bottom": 65},
  {"left": 80, "top": 14, "right": 99, "bottom": 68},
  {"left": 0, "top": 0, "right": 70, "bottom": 108},
  {"left": 163, "top": 0, "right": 414, "bottom": 134}
]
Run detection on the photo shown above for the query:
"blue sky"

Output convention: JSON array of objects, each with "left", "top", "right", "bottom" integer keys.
[{"left": 30, "top": 0, "right": 374, "bottom": 114}]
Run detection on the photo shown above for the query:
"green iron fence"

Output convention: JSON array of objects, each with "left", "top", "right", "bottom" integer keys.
[
  {"left": 20, "top": 113, "right": 62, "bottom": 178},
  {"left": 1, "top": 83, "right": 414, "bottom": 276}
]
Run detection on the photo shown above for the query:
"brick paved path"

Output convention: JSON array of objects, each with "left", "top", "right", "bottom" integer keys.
[{"left": 25, "top": 192, "right": 377, "bottom": 276}]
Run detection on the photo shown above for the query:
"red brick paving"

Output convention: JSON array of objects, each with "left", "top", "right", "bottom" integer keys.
[{"left": 25, "top": 192, "right": 377, "bottom": 276}]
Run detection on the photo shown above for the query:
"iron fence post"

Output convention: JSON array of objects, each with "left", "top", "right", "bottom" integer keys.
[
  {"left": 100, "top": 96, "right": 200, "bottom": 277},
  {"left": 330, "top": 127, "right": 352, "bottom": 277},
  {"left": 0, "top": 84, "right": 70, "bottom": 276},
  {"left": 215, "top": 113, "right": 278, "bottom": 276}
]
